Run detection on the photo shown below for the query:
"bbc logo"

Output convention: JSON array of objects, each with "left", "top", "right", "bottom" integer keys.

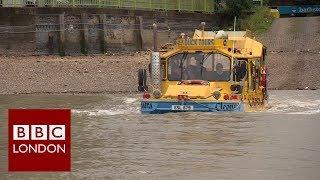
[
  {"left": 9, "top": 109, "right": 71, "bottom": 171},
  {"left": 13, "top": 125, "right": 65, "bottom": 141}
]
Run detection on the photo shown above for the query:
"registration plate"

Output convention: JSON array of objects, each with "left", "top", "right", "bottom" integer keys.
[{"left": 171, "top": 105, "right": 194, "bottom": 111}]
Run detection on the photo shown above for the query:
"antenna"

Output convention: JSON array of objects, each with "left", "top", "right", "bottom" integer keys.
[
  {"left": 230, "top": 16, "right": 237, "bottom": 82},
  {"left": 153, "top": 23, "right": 158, "bottom": 51},
  {"left": 201, "top": 22, "right": 206, "bottom": 39},
  {"left": 233, "top": 16, "right": 237, "bottom": 53}
]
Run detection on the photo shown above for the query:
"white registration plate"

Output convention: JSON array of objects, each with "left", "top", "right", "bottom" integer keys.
[{"left": 171, "top": 105, "right": 194, "bottom": 111}]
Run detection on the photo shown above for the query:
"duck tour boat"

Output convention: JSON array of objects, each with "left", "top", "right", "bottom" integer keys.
[{"left": 138, "top": 23, "right": 268, "bottom": 114}]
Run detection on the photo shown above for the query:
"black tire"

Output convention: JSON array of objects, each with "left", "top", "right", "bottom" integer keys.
[
  {"left": 138, "top": 69, "right": 148, "bottom": 92},
  {"left": 138, "top": 85, "right": 145, "bottom": 92}
]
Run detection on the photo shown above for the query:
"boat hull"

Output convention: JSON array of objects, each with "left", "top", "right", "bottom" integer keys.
[{"left": 141, "top": 100, "right": 244, "bottom": 114}]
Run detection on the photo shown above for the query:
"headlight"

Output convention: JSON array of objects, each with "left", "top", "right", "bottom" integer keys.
[{"left": 153, "top": 89, "right": 162, "bottom": 99}]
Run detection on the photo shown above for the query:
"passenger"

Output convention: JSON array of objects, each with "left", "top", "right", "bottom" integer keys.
[{"left": 212, "top": 63, "right": 229, "bottom": 81}]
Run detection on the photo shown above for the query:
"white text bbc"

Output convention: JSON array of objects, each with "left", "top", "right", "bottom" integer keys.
[{"left": 13, "top": 125, "right": 65, "bottom": 140}]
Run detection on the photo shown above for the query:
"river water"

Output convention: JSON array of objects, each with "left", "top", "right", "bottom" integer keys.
[{"left": 0, "top": 90, "right": 320, "bottom": 179}]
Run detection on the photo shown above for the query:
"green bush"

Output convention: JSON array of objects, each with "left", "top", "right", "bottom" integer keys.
[
  {"left": 241, "top": 7, "right": 275, "bottom": 35},
  {"left": 225, "top": 0, "right": 253, "bottom": 18}
]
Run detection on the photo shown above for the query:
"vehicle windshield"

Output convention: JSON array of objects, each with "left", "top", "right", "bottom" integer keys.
[{"left": 168, "top": 52, "right": 231, "bottom": 81}]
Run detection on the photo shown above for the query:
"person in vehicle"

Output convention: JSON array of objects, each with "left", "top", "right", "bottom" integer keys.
[
  {"left": 212, "top": 63, "right": 229, "bottom": 81},
  {"left": 170, "top": 59, "right": 182, "bottom": 80},
  {"left": 234, "top": 61, "right": 247, "bottom": 81},
  {"left": 185, "top": 56, "right": 201, "bottom": 80}
]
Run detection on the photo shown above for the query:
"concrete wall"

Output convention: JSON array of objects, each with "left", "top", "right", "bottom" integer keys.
[
  {"left": 0, "top": 13, "right": 35, "bottom": 55},
  {"left": 0, "top": 7, "right": 228, "bottom": 55}
]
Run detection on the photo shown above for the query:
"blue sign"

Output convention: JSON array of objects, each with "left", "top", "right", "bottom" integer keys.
[
  {"left": 278, "top": 5, "right": 320, "bottom": 15},
  {"left": 140, "top": 100, "right": 244, "bottom": 114}
]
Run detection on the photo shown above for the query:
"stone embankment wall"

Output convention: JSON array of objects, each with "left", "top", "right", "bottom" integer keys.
[{"left": 0, "top": 8, "right": 226, "bottom": 55}]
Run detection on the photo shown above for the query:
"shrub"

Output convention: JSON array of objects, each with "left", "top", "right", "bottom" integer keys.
[
  {"left": 241, "top": 7, "right": 275, "bottom": 35},
  {"left": 225, "top": 0, "right": 253, "bottom": 18}
]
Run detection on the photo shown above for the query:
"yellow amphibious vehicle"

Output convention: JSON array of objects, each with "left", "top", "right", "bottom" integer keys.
[{"left": 138, "top": 24, "right": 268, "bottom": 114}]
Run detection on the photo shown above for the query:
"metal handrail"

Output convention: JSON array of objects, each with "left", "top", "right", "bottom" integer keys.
[{"left": 0, "top": 0, "right": 216, "bottom": 13}]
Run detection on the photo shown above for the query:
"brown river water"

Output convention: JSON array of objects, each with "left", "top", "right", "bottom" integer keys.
[{"left": 0, "top": 90, "right": 320, "bottom": 179}]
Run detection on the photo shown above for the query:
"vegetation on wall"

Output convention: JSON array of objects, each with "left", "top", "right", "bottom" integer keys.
[
  {"left": 241, "top": 6, "right": 275, "bottom": 35},
  {"left": 58, "top": 40, "right": 65, "bottom": 56},
  {"left": 224, "top": 0, "right": 253, "bottom": 18},
  {"left": 222, "top": 0, "right": 275, "bottom": 35}
]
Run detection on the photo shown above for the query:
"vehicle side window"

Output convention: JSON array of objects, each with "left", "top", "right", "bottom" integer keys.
[{"left": 234, "top": 60, "right": 247, "bottom": 82}]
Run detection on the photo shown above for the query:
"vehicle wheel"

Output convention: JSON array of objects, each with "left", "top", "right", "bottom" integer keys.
[{"left": 138, "top": 69, "right": 148, "bottom": 92}]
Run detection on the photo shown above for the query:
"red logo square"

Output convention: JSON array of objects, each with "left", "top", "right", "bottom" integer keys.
[{"left": 8, "top": 109, "right": 71, "bottom": 171}]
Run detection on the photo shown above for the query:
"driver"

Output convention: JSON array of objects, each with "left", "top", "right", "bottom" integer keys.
[
  {"left": 185, "top": 57, "right": 201, "bottom": 80},
  {"left": 212, "top": 63, "right": 229, "bottom": 81}
]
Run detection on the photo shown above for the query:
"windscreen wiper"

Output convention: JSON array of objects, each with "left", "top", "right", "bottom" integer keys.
[{"left": 180, "top": 52, "right": 188, "bottom": 80}]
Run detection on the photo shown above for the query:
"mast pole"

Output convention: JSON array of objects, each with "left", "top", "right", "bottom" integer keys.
[{"left": 230, "top": 16, "right": 237, "bottom": 82}]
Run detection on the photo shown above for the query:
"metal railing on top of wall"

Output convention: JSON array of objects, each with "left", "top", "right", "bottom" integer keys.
[{"left": 0, "top": 0, "right": 215, "bottom": 13}]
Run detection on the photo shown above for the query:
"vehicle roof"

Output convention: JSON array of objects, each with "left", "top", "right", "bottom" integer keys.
[{"left": 193, "top": 29, "right": 248, "bottom": 39}]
